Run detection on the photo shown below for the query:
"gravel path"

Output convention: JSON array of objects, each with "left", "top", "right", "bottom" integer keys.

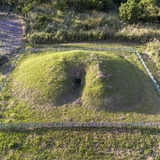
[{"left": 0, "top": 14, "right": 23, "bottom": 55}]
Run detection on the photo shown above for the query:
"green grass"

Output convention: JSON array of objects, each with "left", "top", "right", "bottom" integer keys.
[
  {"left": 140, "top": 40, "right": 160, "bottom": 88},
  {"left": 0, "top": 43, "right": 160, "bottom": 124},
  {"left": 26, "top": 41, "right": 140, "bottom": 50},
  {"left": 0, "top": 73, "right": 4, "bottom": 85},
  {"left": 1, "top": 6, "right": 160, "bottom": 159},
  {"left": 0, "top": 7, "right": 160, "bottom": 159},
  {"left": 144, "top": 39, "right": 160, "bottom": 70},
  {"left": 0, "top": 127, "right": 160, "bottom": 159},
  {"left": 9, "top": 50, "right": 144, "bottom": 109}
]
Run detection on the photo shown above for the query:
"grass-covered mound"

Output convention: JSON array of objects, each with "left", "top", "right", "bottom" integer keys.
[{"left": 10, "top": 50, "right": 143, "bottom": 110}]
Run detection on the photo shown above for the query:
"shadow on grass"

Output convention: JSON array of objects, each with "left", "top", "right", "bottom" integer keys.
[
  {"left": 0, "top": 63, "right": 11, "bottom": 75},
  {"left": 29, "top": 42, "right": 138, "bottom": 50},
  {"left": 1, "top": 126, "right": 160, "bottom": 135}
]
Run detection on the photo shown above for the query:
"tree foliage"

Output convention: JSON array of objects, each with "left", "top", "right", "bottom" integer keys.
[
  {"left": 119, "top": 0, "right": 160, "bottom": 23},
  {"left": 1, "top": 0, "right": 160, "bottom": 23},
  {"left": 55, "top": 0, "right": 116, "bottom": 12},
  {"left": 0, "top": 0, "right": 51, "bottom": 14}
]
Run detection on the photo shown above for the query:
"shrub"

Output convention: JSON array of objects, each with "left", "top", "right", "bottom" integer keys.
[
  {"left": 119, "top": 0, "right": 160, "bottom": 23},
  {"left": 138, "top": 0, "right": 160, "bottom": 22},
  {"left": 27, "top": 32, "right": 53, "bottom": 44},
  {"left": 32, "top": 15, "right": 52, "bottom": 31},
  {"left": 55, "top": 0, "right": 116, "bottom": 12},
  {"left": 22, "top": 3, "right": 33, "bottom": 15},
  {"left": 119, "top": 0, "right": 140, "bottom": 23}
]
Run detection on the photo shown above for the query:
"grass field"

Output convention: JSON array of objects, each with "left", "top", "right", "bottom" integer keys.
[
  {"left": 0, "top": 7, "right": 160, "bottom": 158},
  {"left": 0, "top": 127, "right": 160, "bottom": 159},
  {"left": 0, "top": 43, "right": 160, "bottom": 125}
]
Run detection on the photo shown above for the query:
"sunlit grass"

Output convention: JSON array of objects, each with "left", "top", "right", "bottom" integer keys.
[
  {"left": 0, "top": 128, "right": 160, "bottom": 159},
  {"left": 0, "top": 43, "right": 159, "bottom": 124}
]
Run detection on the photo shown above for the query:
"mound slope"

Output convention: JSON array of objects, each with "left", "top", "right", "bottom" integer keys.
[{"left": 11, "top": 50, "right": 144, "bottom": 111}]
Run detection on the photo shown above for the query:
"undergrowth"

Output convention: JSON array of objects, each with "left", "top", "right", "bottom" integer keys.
[
  {"left": 141, "top": 40, "right": 160, "bottom": 85},
  {"left": 24, "top": 3, "right": 160, "bottom": 44}
]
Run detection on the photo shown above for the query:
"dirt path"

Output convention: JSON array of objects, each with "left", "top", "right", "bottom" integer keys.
[
  {"left": 0, "top": 14, "right": 23, "bottom": 55},
  {"left": 0, "top": 14, "right": 24, "bottom": 84}
]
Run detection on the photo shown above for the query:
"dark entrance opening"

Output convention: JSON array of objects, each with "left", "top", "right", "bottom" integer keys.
[{"left": 74, "top": 78, "right": 81, "bottom": 88}]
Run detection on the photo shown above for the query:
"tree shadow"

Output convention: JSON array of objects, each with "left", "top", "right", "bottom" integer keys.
[{"left": 1, "top": 126, "right": 160, "bottom": 135}]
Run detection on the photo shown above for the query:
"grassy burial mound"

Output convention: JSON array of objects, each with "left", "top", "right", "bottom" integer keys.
[{"left": 10, "top": 50, "right": 144, "bottom": 111}]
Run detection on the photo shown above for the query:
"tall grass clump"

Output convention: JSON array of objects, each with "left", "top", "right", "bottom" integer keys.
[
  {"left": 25, "top": 9, "right": 124, "bottom": 44},
  {"left": 115, "top": 23, "right": 160, "bottom": 43},
  {"left": 145, "top": 39, "right": 160, "bottom": 69}
]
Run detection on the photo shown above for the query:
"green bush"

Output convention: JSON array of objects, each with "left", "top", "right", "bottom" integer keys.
[
  {"left": 119, "top": 0, "right": 140, "bottom": 23},
  {"left": 32, "top": 15, "right": 52, "bottom": 31},
  {"left": 55, "top": 0, "right": 116, "bottom": 12},
  {"left": 22, "top": 3, "right": 33, "bottom": 15},
  {"left": 119, "top": 0, "right": 160, "bottom": 23},
  {"left": 0, "top": 0, "right": 51, "bottom": 13},
  {"left": 138, "top": 0, "right": 160, "bottom": 22}
]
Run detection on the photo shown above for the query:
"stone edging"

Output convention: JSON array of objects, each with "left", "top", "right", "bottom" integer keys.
[{"left": 0, "top": 122, "right": 159, "bottom": 130}]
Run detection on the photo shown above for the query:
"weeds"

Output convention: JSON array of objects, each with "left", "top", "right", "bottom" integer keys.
[{"left": 24, "top": 3, "right": 160, "bottom": 45}]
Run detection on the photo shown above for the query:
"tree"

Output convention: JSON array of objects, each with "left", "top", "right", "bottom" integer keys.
[
  {"left": 119, "top": 0, "right": 160, "bottom": 23},
  {"left": 119, "top": 0, "right": 139, "bottom": 23},
  {"left": 138, "top": 0, "right": 160, "bottom": 22}
]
